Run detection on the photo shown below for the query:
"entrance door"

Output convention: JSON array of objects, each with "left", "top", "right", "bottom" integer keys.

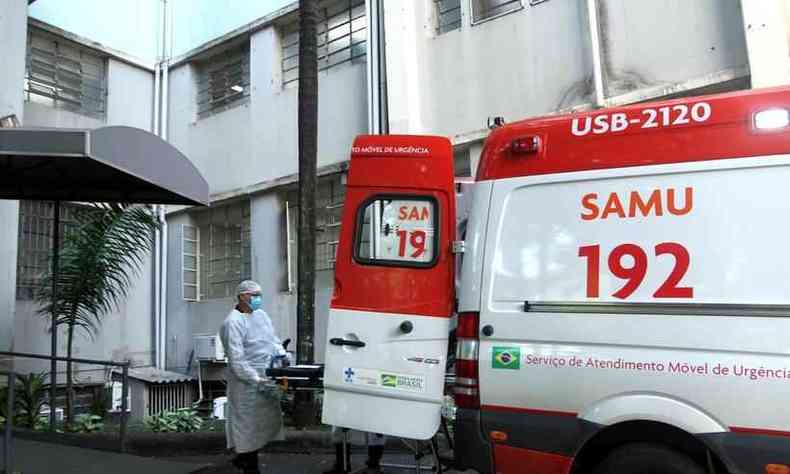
[{"left": 321, "top": 135, "right": 456, "bottom": 439}]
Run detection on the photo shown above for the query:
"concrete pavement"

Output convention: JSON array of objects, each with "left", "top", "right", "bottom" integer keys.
[
  {"left": 2, "top": 438, "right": 472, "bottom": 474},
  {"left": 1, "top": 438, "right": 209, "bottom": 474}
]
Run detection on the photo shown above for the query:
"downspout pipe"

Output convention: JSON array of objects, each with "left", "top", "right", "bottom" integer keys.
[
  {"left": 365, "top": 0, "right": 378, "bottom": 134},
  {"left": 367, "top": 0, "right": 388, "bottom": 134},
  {"left": 158, "top": 206, "right": 168, "bottom": 369},
  {"left": 151, "top": 62, "right": 161, "bottom": 368},
  {"left": 587, "top": 0, "right": 605, "bottom": 108},
  {"left": 159, "top": 0, "right": 171, "bottom": 370},
  {"left": 376, "top": 0, "right": 389, "bottom": 134}
]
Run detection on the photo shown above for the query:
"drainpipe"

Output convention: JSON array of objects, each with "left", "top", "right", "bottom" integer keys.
[
  {"left": 159, "top": 0, "right": 171, "bottom": 370},
  {"left": 158, "top": 206, "right": 168, "bottom": 369},
  {"left": 366, "top": 0, "right": 377, "bottom": 134},
  {"left": 150, "top": 0, "right": 164, "bottom": 369},
  {"left": 366, "top": 0, "right": 388, "bottom": 133},
  {"left": 157, "top": 0, "right": 170, "bottom": 370},
  {"left": 587, "top": 0, "right": 605, "bottom": 107}
]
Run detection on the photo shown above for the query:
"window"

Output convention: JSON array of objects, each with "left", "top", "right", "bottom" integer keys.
[
  {"left": 436, "top": 0, "right": 462, "bottom": 34},
  {"left": 281, "top": 0, "right": 367, "bottom": 87},
  {"left": 185, "top": 201, "right": 251, "bottom": 301},
  {"left": 354, "top": 197, "right": 438, "bottom": 267},
  {"left": 25, "top": 28, "right": 107, "bottom": 117},
  {"left": 182, "top": 225, "right": 199, "bottom": 301},
  {"left": 283, "top": 174, "right": 346, "bottom": 291},
  {"left": 196, "top": 43, "right": 250, "bottom": 118},
  {"left": 471, "top": 0, "right": 523, "bottom": 24},
  {"left": 16, "top": 201, "right": 93, "bottom": 300}
]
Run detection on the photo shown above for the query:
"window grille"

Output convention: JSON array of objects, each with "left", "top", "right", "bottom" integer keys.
[
  {"left": 470, "top": 0, "right": 523, "bottom": 24},
  {"left": 16, "top": 201, "right": 93, "bottom": 300},
  {"left": 182, "top": 225, "right": 200, "bottom": 301},
  {"left": 196, "top": 44, "right": 251, "bottom": 118},
  {"left": 189, "top": 201, "right": 251, "bottom": 301},
  {"left": 281, "top": 0, "right": 367, "bottom": 87},
  {"left": 25, "top": 28, "right": 107, "bottom": 117},
  {"left": 283, "top": 174, "right": 346, "bottom": 291},
  {"left": 436, "top": 0, "right": 462, "bottom": 34}
]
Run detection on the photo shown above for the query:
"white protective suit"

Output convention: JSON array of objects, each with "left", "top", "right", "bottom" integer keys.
[{"left": 220, "top": 308, "right": 286, "bottom": 453}]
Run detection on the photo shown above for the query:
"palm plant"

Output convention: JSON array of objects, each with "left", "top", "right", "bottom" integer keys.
[
  {"left": 36, "top": 203, "right": 160, "bottom": 425},
  {"left": 0, "top": 372, "right": 48, "bottom": 429}
]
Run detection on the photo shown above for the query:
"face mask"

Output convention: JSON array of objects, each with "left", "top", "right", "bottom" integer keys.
[{"left": 249, "top": 295, "right": 263, "bottom": 312}]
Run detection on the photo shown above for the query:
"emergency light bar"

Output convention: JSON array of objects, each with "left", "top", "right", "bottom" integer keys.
[
  {"left": 510, "top": 135, "right": 540, "bottom": 154},
  {"left": 754, "top": 109, "right": 790, "bottom": 130}
]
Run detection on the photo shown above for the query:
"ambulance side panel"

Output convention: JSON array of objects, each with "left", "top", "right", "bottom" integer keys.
[{"left": 477, "top": 156, "right": 790, "bottom": 472}]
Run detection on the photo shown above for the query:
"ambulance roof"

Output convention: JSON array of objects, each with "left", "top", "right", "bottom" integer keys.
[{"left": 476, "top": 86, "right": 790, "bottom": 181}]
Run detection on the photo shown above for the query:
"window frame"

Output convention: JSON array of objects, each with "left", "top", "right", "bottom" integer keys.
[
  {"left": 280, "top": 0, "right": 368, "bottom": 88},
  {"left": 185, "top": 200, "right": 252, "bottom": 301},
  {"left": 469, "top": 0, "right": 524, "bottom": 26},
  {"left": 352, "top": 194, "right": 441, "bottom": 269},
  {"left": 182, "top": 224, "right": 200, "bottom": 302},
  {"left": 25, "top": 28, "right": 108, "bottom": 118},
  {"left": 196, "top": 43, "right": 251, "bottom": 119},
  {"left": 435, "top": 0, "right": 462, "bottom": 35}
]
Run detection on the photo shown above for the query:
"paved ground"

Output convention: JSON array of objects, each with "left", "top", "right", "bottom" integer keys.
[
  {"left": 2, "top": 438, "right": 471, "bottom": 474},
  {"left": 188, "top": 451, "right": 470, "bottom": 473},
  {"left": 1, "top": 438, "right": 209, "bottom": 474}
]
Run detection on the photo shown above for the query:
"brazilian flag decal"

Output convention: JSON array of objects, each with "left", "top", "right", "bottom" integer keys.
[
  {"left": 492, "top": 347, "right": 521, "bottom": 369},
  {"left": 381, "top": 374, "right": 398, "bottom": 387}
]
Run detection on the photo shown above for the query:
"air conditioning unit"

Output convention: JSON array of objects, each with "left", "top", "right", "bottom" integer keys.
[{"left": 194, "top": 334, "right": 226, "bottom": 362}]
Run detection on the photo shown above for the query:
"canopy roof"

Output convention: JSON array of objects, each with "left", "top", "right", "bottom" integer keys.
[{"left": 0, "top": 126, "right": 208, "bottom": 205}]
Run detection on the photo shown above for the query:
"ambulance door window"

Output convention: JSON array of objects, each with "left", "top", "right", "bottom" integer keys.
[{"left": 354, "top": 196, "right": 438, "bottom": 267}]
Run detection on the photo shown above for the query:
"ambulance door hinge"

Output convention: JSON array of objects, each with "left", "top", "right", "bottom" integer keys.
[{"left": 452, "top": 241, "right": 466, "bottom": 254}]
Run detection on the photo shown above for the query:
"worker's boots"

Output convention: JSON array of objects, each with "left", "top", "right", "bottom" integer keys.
[
  {"left": 231, "top": 451, "right": 260, "bottom": 474},
  {"left": 324, "top": 442, "right": 352, "bottom": 473},
  {"left": 363, "top": 445, "right": 384, "bottom": 472}
]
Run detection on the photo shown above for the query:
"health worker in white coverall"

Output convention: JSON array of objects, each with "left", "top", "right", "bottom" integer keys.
[{"left": 220, "top": 280, "right": 287, "bottom": 474}]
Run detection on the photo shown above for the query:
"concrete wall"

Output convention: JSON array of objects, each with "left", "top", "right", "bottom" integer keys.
[
  {"left": 14, "top": 30, "right": 157, "bottom": 376},
  {"left": 107, "top": 59, "right": 155, "bottom": 130},
  {"left": 0, "top": 0, "right": 27, "bottom": 352},
  {"left": 164, "top": 20, "right": 367, "bottom": 372},
  {"left": 385, "top": 0, "right": 749, "bottom": 150},
  {"left": 165, "top": 192, "right": 334, "bottom": 376},
  {"left": 167, "top": 25, "right": 367, "bottom": 196}
]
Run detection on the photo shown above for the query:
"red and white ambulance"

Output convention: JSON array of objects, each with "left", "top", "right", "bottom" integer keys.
[{"left": 322, "top": 86, "right": 790, "bottom": 474}]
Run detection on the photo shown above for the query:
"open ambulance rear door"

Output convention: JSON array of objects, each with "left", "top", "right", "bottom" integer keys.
[{"left": 321, "top": 135, "right": 456, "bottom": 440}]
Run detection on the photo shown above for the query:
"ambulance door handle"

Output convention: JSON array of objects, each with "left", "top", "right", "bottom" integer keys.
[
  {"left": 482, "top": 325, "right": 494, "bottom": 337},
  {"left": 330, "top": 338, "right": 366, "bottom": 348}
]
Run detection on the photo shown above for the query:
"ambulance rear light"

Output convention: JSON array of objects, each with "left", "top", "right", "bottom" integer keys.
[
  {"left": 455, "top": 311, "right": 480, "bottom": 409},
  {"left": 456, "top": 339, "right": 479, "bottom": 360},
  {"left": 456, "top": 312, "right": 480, "bottom": 338},
  {"left": 454, "top": 359, "right": 479, "bottom": 409},
  {"left": 510, "top": 136, "right": 541, "bottom": 154},
  {"left": 754, "top": 109, "right": 790, "bottom": 130}
]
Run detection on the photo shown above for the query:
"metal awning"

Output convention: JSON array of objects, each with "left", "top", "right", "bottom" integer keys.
[{"left": 0, "top": 126, "right": 208, "bottom": 206}]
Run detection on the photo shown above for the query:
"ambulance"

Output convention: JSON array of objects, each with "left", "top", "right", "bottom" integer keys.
[{"left": 321, "top": 86, "right": 790, "bottom": 474}]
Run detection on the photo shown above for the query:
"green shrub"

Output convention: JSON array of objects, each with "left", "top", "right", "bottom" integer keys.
[
  {"left": 88, "top": 389, "right": 110, "bottom": 420},
  {"left": 67, "top": 414, "right": 104, "bottom": 433},
  {"left": 0, "top": 372, "right": 48, "bottom": 430},
  {"left": 15, "top": 372, "right": 48, "bottom": 429},
  {"left": 145, "top": 408, "right": 203, "bottom": 433}
]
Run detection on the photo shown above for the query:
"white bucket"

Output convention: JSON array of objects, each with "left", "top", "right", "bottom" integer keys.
[{"left": 212, "top": 396, "right": 227, "bottom": 420}]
